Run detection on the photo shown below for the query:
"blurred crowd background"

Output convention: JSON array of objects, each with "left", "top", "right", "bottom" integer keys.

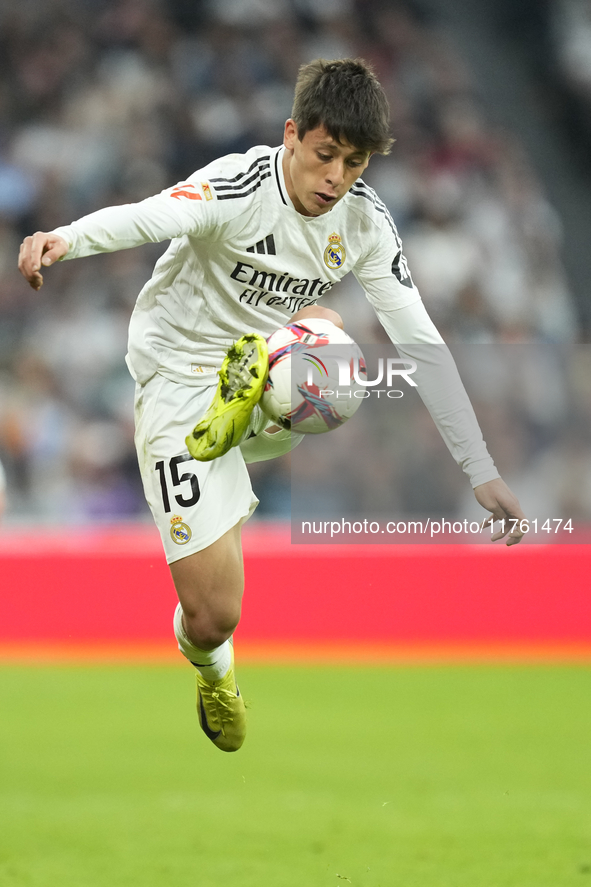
[
  {"left": 291, "top": 344, "right": 591, "bottom": 534},
  {"left": 0, "top": 0, "right": 589, "bottom": 524}
]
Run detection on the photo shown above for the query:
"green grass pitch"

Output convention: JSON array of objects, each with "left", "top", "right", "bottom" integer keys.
[{"left": 1, "top": 663, "right": 591, "bottom": 887}]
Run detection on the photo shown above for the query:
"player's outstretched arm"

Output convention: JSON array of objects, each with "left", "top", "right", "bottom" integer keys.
[
  {"left": 474, "top": 478, "right": 526, "bottom": 546},
  {"left": 18, "top": 232, "right": 69, "bottom": 290}
]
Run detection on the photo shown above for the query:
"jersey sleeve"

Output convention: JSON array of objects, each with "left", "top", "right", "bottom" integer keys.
[
  {"left": 352, "top": 209, "right": 421, "bottom": 312},
  {"left": 51, "top": 179, "right": 221, "bottom": 260},
  {"left": 354, "top": 212, "right": 500, "bottom": 488},
  {"left": 380, "top": 300, "right": 500, "bottom": 488}
]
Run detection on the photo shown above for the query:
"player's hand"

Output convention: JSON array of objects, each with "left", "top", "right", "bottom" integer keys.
[
  {"left": 18, "top": 232, "right": 69, "bottom": 290},
  {"left": 474, "top": 477, "right": 526, "bottom": 546}
]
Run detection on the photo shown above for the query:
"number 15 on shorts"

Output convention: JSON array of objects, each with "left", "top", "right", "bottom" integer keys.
[{"left": 155, "top": 455, "right": 201, "bottom": 513}]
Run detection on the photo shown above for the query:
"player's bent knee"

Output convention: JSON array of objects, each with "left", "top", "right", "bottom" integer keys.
[
  {"left": 182, "top": 608, "right": 239, "bottom": 651},
  {"left": 169, "top": 523, "right": 244, "bottom": 649}
]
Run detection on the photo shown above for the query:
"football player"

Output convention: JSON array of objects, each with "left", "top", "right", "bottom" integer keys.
[{"left": 18, "top": 59, "right": 526, "bottom": 752}]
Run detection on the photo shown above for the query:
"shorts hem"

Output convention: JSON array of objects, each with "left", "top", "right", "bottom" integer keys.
[{"left": 164, "top": 497, "right": 258, "bottom": 565}]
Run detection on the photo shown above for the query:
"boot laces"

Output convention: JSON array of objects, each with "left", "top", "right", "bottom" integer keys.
[{"left": 202, "top": 685, "right": 237, "bottom": 734}]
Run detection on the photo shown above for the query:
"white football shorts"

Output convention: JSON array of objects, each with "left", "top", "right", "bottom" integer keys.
[{"left": 134, "top": 373, "right": 259, "bottom": 564}]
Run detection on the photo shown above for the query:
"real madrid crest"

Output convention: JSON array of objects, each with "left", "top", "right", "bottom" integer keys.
[
  {"left": 170, "top": 515, "right": 192, "bottom": 545},
  {"left": 324, "top": 232, "right": 346, "bottom": 270}
]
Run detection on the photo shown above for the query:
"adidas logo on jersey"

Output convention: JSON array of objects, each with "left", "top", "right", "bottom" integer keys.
[{"left": 246, "top": 234, "right": 276, "bottom": 256}]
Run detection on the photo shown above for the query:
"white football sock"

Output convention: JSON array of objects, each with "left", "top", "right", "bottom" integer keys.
[
  {"left": 240, "top": 425, "right": 304, "bottom": 464},
  {"left": 238, "top": 404, "right": 269, "bottom": 444},
  {"left": 173, "top": 602, "right": 232, "bottom": 682}
]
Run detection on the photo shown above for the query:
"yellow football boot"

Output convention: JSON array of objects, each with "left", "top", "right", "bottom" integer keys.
[
  {"left": 196, "top": 646, "right": 246, "bottom": 752},
  {"left": 186, "top": 333, "right": 268, "bottom": 462}
]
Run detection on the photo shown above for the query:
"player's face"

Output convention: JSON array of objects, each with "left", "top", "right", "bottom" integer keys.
[{"left": 282, "top": 120, "right": 370, "bottom": 217}]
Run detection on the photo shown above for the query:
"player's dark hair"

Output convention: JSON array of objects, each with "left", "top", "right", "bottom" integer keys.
[{"left": 291, "top": 58, "right": 393, "bottom": 155}]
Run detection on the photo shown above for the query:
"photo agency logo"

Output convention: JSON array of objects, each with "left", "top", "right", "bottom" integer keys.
[{"left": 302, "top": 352, "right": 418, "bottom": 400}]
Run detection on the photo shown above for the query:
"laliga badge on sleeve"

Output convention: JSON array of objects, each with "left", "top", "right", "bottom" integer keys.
[{"left": 170, "top": 515, "right": 192, "bottom": 545}]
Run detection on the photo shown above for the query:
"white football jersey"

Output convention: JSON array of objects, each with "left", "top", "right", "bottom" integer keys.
[{"left": 53, "top": 144, "right": 499, "bottom": 487}]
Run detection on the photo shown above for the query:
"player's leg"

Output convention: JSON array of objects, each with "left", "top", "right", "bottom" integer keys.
[
  {"left": 291, "top": 305, "right": 344, "bottom": 330},
  {"left": 186, "top": 333, "right": 268, "bottom": 462},
  {"left": 170, "top": 520, "right": 243, "bottom": 655},
  {"left": 170, "top": 521, "right": 247, "bottom": 753},
  {"left": 239, "top": 305, "right": 344, "bottom": 461},
  {"left": 189, "top": 306, "right": 344, "bottom": 465},
  {"left": 135, "top": 374, "right": 257, "bottom": 752},
  {"left": 239, "top": 424, "right": 304, "bottom": 463}
]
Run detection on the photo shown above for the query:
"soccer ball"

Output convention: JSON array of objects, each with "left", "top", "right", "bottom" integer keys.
[{"left": 260, "top": 318, "right": 367, "bottom": 433}]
